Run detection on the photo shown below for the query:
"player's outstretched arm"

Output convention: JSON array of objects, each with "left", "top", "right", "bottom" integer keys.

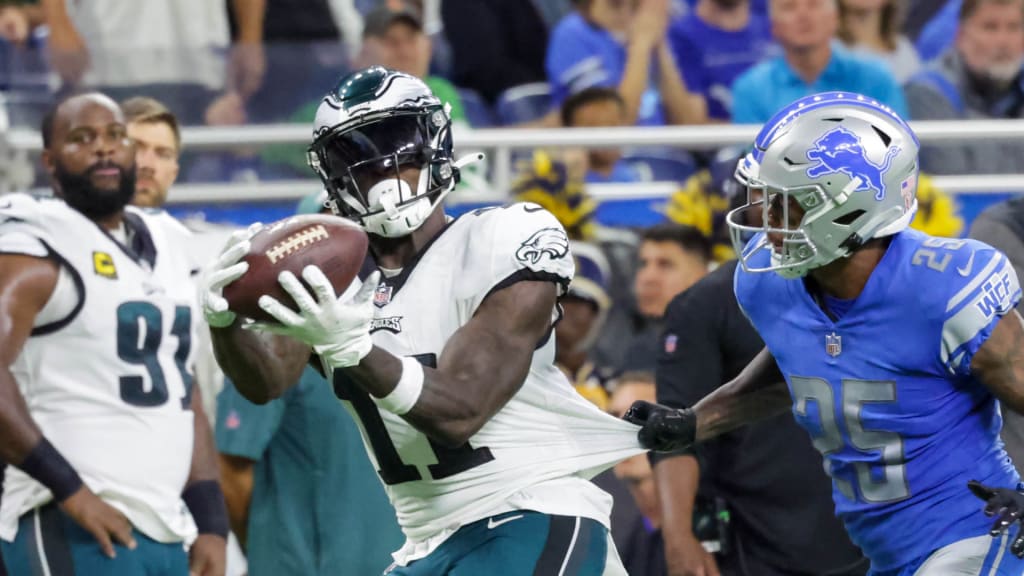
[
  {"left": 971, "top": 309, "right": 1024, "bottom": 414},
  {"left": 209, "top": 326, "right": 310, "bottom": 404},
  {"left": 625, "top": 348, "right": 790, "bottom": 451},
  {"left": 692, "top": 347, "right": 790, "bottom": 441},
  {"left": 202, "top": 224, "right": 310, "bottom": 403},
  {"left": 344, "top": 279, "right": 558, "bottom": 448}
]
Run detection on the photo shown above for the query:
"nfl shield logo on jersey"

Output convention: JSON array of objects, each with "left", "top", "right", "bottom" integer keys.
[
  {"left": 374, "top": 284, "right": 393, "bottom": 308},
  {"left": 825, "top": 332, "right": 842, "bottom": 357}
]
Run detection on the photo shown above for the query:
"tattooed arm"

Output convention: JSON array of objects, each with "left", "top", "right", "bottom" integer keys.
[
  {"left": 628, "top": 347, "right": 791, "bottom": 451},
  {"left": 691, "top": 347, "right": 792, "bottom": 441},
  {"left": 973, "top": 310, "right": 1024, "bottom": 414}
]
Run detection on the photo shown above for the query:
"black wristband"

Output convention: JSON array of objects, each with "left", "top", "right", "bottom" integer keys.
[
  {"left": 182, "top": 480, "right": 229, "bottom": 538},
  {"left": 19, "top": 438, "right": 83, "bottom": 502}
]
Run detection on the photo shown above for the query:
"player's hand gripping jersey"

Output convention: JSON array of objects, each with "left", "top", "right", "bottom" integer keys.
[
  {"left": 0, "top": 193, "right": 199, "bottom": 544},
  {"left": 735, "top": 229, "right": 1022, "bottom": 571},
  {"left": 332, "top": 203, "right": 644, "bottom": 563}
]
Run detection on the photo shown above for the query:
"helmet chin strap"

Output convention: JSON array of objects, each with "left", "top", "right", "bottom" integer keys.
[{"left": 357, "top": 152, "right": 487, "bottom": 237}]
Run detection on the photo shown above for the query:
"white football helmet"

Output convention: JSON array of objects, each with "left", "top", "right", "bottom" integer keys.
[
  {"left": 307, "top": 66, "right": 479, "bottom": 237},
  {"left": 726, "top": 92, "right": 920, "bottom": 278}
]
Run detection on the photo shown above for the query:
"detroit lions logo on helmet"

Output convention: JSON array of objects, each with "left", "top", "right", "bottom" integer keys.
[
  {"left": 516, "top": 228, "right": 570, "bottom": 265},
  {"left": 805, "top": 126, "right": 900, "bottom": 201}
]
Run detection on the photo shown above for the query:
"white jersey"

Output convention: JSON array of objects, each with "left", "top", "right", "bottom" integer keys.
[
  {"left": 0, "top": 193, "right": 198, "bottom": 544},
  {"left": 335, "top": 203, "right": 644, "bottom": 564}
]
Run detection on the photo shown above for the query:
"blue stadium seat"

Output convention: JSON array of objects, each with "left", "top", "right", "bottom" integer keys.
[
  {"left": 456, "top": 87, "right": 497, "bottom": 128},
  {"left": 494, "top": 82, "right": 552, "bottom": 125},
  {"left": 621, "top": 148, "right": 699, "bottom": 182}
]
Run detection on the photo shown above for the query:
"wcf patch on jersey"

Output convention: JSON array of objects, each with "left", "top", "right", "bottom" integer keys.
[{"left": 92, "top": 251, "right": 117, "bottom": 279}]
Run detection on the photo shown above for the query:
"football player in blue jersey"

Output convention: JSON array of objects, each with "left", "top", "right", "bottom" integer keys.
[{"left": 625, "top": 91, "right": 1024, "bottom": 575}]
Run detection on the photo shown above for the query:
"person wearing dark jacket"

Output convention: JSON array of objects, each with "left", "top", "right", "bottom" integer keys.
[{"left": 653, "top": 260, "right": 868, "bottom": 576}]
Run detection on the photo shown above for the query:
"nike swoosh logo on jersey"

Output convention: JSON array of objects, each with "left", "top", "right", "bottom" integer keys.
[
  {"left": 487, "top": 514, "right": 524, "bottom": 530},
  {"left": 957, "top": 251, "right": 976, "bottom": 277}
]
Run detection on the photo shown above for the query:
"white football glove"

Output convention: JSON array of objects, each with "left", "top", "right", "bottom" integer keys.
[
  {"left": 255, "top": 265, "right": 380, "bottom": 370},
  {"left": 200, "top": 222, "right": 263, "bottom": 328}
]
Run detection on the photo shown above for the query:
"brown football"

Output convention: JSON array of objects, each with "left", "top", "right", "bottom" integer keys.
[{"left": 223, "top": 214, "right": 369, "bottom": 323}]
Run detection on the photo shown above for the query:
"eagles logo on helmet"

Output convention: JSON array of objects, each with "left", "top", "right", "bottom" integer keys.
[{"left": 306, "top": 66, "right": 483, "bottom": 238}]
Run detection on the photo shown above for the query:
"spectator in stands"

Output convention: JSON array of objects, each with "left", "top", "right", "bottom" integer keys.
[
  {"left": 215, "top": 192, "right": 404, "bottom": 576},
  {"left": 359, "top": 5, "right": 466, "bottom": 124},
  {"left": 40, "top": 0, "right": 264, "bottom": 126},
  {"left": 556, "top": 241, "right": 617, "bottom": 408},
  {"left": 731, "top": 0, "right": 908, "bottom": 123},
  {"left": 663, "top": 147, "right": 746, "bottom": 264},
  {"left": 261, "top": 6, "right": 469, "bottom": 178},
  {"left": 122, "top": 97, "right": 180, "bottom": 208},
  {"left": 624, "top": 223, "right": 711, "bottom": 371},
  {"left": 547, "top": 0, "right": 708, "bottom": 126},
  {"left": 655, "top": 258, "right": 868, "bottom": 576},
  {"left": 561, "top": 87, "right": 643, "bottom": 183},
  {"left": 669, "top": 0, "right": 775, "bottom": 121},
  {"left": 904, "top": 0, "right": 954, "bottom": 48},
  {"left": 838, "top": 0, "right": 921, "bottom": 82},
  {"left": 907, "top": 173, "right": 965, "bottom": 237},
  {"left": 0, "top": 5, "right": 30, "bottom": 45},
  {"left": 911, "top": 0, "right": 961, "bottom": 63},
  {"left": 441, "top": 0, "right": 550, "bottom": 104},
  {"left": 608, "top": 373, "right": 668, "bottom": 576},
  {"left": 511, "top": 149, "right": 640, "bottom": 368},
  {"left": 905, "top": 0, "right": 1024, "bottom": 175},
  {"left": 969, "top": 197, "right": 1024, "bottom": 475},
  {"left": 238, "top": 0, "right": 362, "bottom": 124}
]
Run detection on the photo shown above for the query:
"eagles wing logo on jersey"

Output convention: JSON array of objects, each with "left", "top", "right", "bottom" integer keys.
[
  {"left": 806, "top": 126, "right": 900, "bottom": 201},
  {"left": 515, "top": 228, "right": 570, "bottom": 265}
]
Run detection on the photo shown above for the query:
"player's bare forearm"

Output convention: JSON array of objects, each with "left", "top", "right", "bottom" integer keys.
[
  {"left": 973, "top": 310, "right": 1024, "bottom": 414},
  {"left": 186, "top": 392, "right": 220, "bottom": 485},
  {"left": 0, "top": 367, "right": 45, "bottom": 464},
  {"left": 0, "top": 255, "right": 59, "bottom": 465},
  {"left": 693, "top": 347, "right": 791, "bottom": 441},
  {"left": 344, "top": 281, "right": 555, "bottom": 447},
  {"left": 210, "top": 323, "right": 309, "bottom": 404}
]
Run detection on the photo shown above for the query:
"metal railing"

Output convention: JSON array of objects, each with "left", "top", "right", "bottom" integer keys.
[{"left": 8, "top": 119, "right": 1024, "bottom": 204}]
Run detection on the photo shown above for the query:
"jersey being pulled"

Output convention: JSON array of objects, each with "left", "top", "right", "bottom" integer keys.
[
  {"left": 0, "top": 193, "right": 198, "bottom": 544},
  {"left": 333, "top": 203, "right": 644, "bottom": 564},
  {"left": 735, "top": 230, "right": 1021, "bottom": 570}
]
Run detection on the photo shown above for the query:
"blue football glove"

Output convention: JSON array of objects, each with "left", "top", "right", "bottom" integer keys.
[
  {"left": 968, "top": 480, "right": 1024, "bottom": 558},
  {"left": 623, "top": 400, "right": 697, "bottom": 453}
]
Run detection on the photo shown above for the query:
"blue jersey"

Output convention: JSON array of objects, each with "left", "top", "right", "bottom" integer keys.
[
  {"left": 734, "top": 230, "right": 1022, "bottom": 571},
  {"left": 668, "top": 13, "right": 774, "bottom": 120},
  {"left": 546, "top": 12, "right": 666, "bottom": 126}
]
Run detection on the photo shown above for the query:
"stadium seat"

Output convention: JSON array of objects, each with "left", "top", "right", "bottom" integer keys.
[
  {"left": 456, "top": 87, "right": 497, "bottom": 128},
  {"left": 495, "top": 82, "right": 553, "bottom": 125},
  {"left": 621, "top": 149, "right": 699, "bottom": 183}
]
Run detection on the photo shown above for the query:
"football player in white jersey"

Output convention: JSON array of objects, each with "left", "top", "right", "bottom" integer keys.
[
  {"left": 0, "top": 93, "right": 226, "bottom": 576},
  {"left": 201, "top": 67, "right": 646, "bottom": 575}
]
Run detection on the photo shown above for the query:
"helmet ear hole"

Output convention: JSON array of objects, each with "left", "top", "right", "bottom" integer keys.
[{"left": 833, "top": 209, "right": 866, "bottom": 226}]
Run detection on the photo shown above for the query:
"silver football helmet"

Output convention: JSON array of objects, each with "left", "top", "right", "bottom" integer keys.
[
  {"left": 726, "top": 92, "right": 920, "bottom": 278},
  {"left": 307, "top": 66, "right": 480, "bottom": 237}
]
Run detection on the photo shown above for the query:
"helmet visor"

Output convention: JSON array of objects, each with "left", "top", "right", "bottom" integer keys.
[{"left": 317, "top": 113, "right": 432, "bottom": 176}]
